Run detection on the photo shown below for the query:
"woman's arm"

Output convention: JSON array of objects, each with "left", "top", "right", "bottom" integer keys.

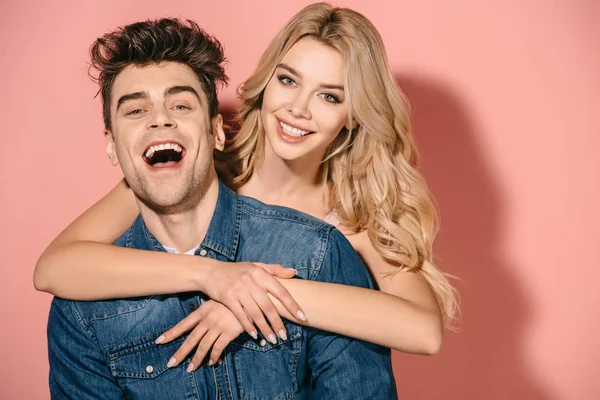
[
  {"left": 35, "top": 183, "right": 441, "bottom": 354},
  {"left": 33, "top": 180, "right": 305, "bottom": 342},
  {"left": 272, "top": 231, "right": 443, "bottom": 355},
  {"left": 159, "top": 273, "right": 440, "bottom": 367},
  {"left": 33, "top": 179, "right": 204, "bottom": 299},
  {"left": 33, "top": 180, "right": 282, "bottom": 299},
  {"left": 161, "top": 230, "right": 443, "bottom": 355},
  {"left": 275, "top": 278, "right": 442, "bottom": 355}
]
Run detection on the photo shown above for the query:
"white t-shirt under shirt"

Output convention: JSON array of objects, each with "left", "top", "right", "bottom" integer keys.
[{"left": 162, "top": 244, "right": 201, "bottom": 255}]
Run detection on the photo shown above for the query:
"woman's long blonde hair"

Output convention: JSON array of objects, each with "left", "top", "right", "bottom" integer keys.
[{"left": 216, "top": 2, "right": 459, "bottom": 325}]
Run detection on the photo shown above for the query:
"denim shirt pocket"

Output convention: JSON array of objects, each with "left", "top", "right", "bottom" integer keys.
[
  {"left": 107, "top": 332, "right": 194, "bottom": 398},
  {"left": 230, "top": 323, "right": 302, "bottom": 400}
]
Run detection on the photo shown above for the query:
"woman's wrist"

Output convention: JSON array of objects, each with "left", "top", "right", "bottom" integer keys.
[{"left": 189, "top": 255, "right": 220, "bottom": 293}]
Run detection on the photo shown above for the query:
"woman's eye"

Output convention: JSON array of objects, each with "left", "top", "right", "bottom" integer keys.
[
  {"left": 278, "top": 75, "right": 296, "bottom": 86},
  {"left": 321, "top": 93, "right": 341, "bottom": 104}
]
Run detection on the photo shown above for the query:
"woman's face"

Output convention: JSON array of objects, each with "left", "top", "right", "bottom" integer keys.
[{"left": 261, "top": 37, "right": 348, "bottom": 163}]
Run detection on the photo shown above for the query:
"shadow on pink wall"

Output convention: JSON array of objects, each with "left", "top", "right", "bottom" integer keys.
[{"left": 392, "top": 75, "right": 553, "bottom": 399}]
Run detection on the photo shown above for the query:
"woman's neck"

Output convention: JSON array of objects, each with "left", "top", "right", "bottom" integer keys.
[{"left": 238, "top": 143, "right": 330, "bottom": 218}]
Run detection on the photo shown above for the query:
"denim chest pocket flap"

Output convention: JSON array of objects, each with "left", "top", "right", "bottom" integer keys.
[
  {"left": 108, "top": 333, "right": 184, "bottom": 379},
  {"left": 231, "top": 322, "right": 302, "bottom": 352},
  {"left": 106, "top": 333, "right": 199, "bottom": 399}
]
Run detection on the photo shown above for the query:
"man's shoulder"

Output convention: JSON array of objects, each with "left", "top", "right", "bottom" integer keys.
[
  {"left": 235, "top": 194, "right": 371, "bottom": 285},
  {"left": 114, "top": 214, "right": 150, "bottom": 249},
  {"left": 234, "top": 195, "right": 340, "bottom": 274},
  {"left": 114, "top": 230, "right": 129, "bottom": 247},
  {"left": 237, "top": 194, "right": 335, "bottom": 233}
]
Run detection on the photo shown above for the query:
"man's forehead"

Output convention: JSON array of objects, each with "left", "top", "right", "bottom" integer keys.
[{"left": 111, "top": 62, "right": 205, "bottom": 99}]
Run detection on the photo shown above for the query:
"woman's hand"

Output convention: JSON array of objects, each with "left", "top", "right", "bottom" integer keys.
[
  {"left": 200, "top": 260, "right": 306, "bottom": 342},
  {"left": 156, "top": 300, "right": 245, "bottom": 372}
]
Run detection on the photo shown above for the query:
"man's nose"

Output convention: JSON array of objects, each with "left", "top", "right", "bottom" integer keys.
[{"left": 147, "top": 106, "right": 177, "bottom": 129}]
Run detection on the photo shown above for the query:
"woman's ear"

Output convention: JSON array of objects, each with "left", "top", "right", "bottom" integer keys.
[{"left": 345, "top": 119, "right": 357, "bottom": 131}]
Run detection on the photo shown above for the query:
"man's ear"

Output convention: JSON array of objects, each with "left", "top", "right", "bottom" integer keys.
[
  {"left": 104, "top": 130, "right": 119, "bottom": 166},
  {"left": 212, "top": 114, "right": 226, "bottom": 151}
]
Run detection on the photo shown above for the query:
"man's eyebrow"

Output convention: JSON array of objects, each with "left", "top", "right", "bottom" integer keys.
[
  {"left": 116, "top": 92, "right": 148, "bottom": 110},
  {"left": 276, "top": 63, "right": 344, "bottom": 91},
  {"left": 116, "top": 86, "right": 201, "bottom": 111},
  {"left": 166, "top": 85, "right": 201, "bottom": 101}
]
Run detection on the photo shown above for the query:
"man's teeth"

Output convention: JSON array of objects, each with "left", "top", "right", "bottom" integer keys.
[
  {"left": 144, "top": 143, "right": 183, "bottom": 158},
  {"left": 280, "top": 121, "right": 310, "bottom": 137}
]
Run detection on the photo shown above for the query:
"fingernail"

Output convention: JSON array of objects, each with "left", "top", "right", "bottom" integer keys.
[
  {"left": 167, "top": 357, "right": 176, "bottom": 368},
  {"left": 286, "top": 268, "right": 297, "bottom": 273},
  {"left": 155, "top": 335, "right": 165, "bottom": 344},
  {"left": 279, "top": 330, "right": 287, "bottom": 341},
  {"left": 297, "top": 310, "right": 306, "bottom": 321},
  {"left": 250, "top": 331, "right": 258, "bottom": 340},
  {"left": 187, "top": 362, "right": 194, "bottom": 373},
  {"left": 268, "top": 334, "right": 277, "bottom": 344},
  {"left": 208, "top": 359, "right": 214, "bottom": 366}
]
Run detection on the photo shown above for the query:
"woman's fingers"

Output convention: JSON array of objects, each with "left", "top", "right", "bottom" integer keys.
[
  {"left": 238, "top": 292, "right": 277, "bottom": 344},
  {"left": 167, "top": 323, "right": 208, "bottom": 368},
  {"left": 227, "top": 300, "right": 258, "bottom": 339},
  {"left": 161, "top": 300, "right": 247, "bottom": 372},
  {"left": 188, "top": 330, "right": 220, "bottom": 372},
  {"left": 156, "top": 310, "right": 202, "bottom": 345},
  {"left": 208, "top": 331, "right": 238, "bottom": 366},
  {"left": 255, "top": 262, "right": 297, "bottom": 279},
  {"left": 254, "top": 263, "right": 306, "bottom": 322},
  {"left": 251, "top": 289, "right": 287, "bottom": 340}
]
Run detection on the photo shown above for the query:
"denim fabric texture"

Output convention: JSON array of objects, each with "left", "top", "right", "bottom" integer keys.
[{"left": 48, "top": 181, "right": 398, "bottom": 399}]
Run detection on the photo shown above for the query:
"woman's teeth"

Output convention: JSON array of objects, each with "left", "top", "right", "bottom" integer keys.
[{"left": 280, "top": 121, "right": 310, "bottom": 137}]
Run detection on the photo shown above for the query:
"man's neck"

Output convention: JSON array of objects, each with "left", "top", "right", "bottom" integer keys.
[{"left": 136, "top": 179, "right": 220, "bottom": 253}]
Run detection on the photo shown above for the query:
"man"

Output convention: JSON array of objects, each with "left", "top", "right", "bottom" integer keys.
[{"left": 47, "top": 18, "right": 396, "bottom": 399}]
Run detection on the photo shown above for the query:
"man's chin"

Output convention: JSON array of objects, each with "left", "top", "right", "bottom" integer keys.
[
  {"left": 142, "top": 198, "right": 190, "bottom": 214},
  {"left": 133, "top": 187, "right": 191, "bottom": 214}
]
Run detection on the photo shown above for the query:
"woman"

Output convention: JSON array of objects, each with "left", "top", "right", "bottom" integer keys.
[{"left": 35, "top": 3, "right": 458, "bottom": 371}]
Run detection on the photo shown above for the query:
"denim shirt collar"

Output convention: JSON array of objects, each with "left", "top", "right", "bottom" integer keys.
[
  {"left": 200, "top": 180, "right": 241, "bottom": 260},
  {"left": 129, "top": 180, "right": 241, "bottom": 261}
]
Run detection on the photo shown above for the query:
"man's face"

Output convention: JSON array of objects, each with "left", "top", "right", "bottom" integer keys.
[{"left": 105, "top": 62, "right": 224, "bottom": 212}]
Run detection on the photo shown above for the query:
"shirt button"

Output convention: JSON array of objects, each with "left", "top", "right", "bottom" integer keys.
[
  {"left": 189, "top": 304, "right": 197, "bottom": 312},
  {"left": 259, "top": 339, "right": 267, "bottom": 347},
  {"left": 146, "top": 365, "right": 154, "bottom": 374},
  {"left": 199, "top": 249, "right": 208, "bottom": 256}
]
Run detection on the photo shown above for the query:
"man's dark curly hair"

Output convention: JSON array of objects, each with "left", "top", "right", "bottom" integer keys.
[{"left": 89, "top": 18, "right": 228, "bottom": 130}]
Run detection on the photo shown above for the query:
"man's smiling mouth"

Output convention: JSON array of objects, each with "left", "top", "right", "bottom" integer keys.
[{"left": 143, "top": 142, "right": 185, "bottom": 167}]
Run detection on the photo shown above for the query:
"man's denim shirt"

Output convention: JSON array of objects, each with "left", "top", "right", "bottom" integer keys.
[{"left": 48, "top": 182, "right": 397, "bottom": 399}]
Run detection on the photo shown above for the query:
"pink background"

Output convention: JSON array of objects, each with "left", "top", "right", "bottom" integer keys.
[{"left": 1, "top": 0, "right": 598, "bottom": 398}]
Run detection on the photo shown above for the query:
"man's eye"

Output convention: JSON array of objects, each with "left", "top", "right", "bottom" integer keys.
[
  {"left": 173, "top": 105, "right": 190, "bottom": 111},
  {"left": 127, "top": 109, "right": 143, "bottom": 116}
]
